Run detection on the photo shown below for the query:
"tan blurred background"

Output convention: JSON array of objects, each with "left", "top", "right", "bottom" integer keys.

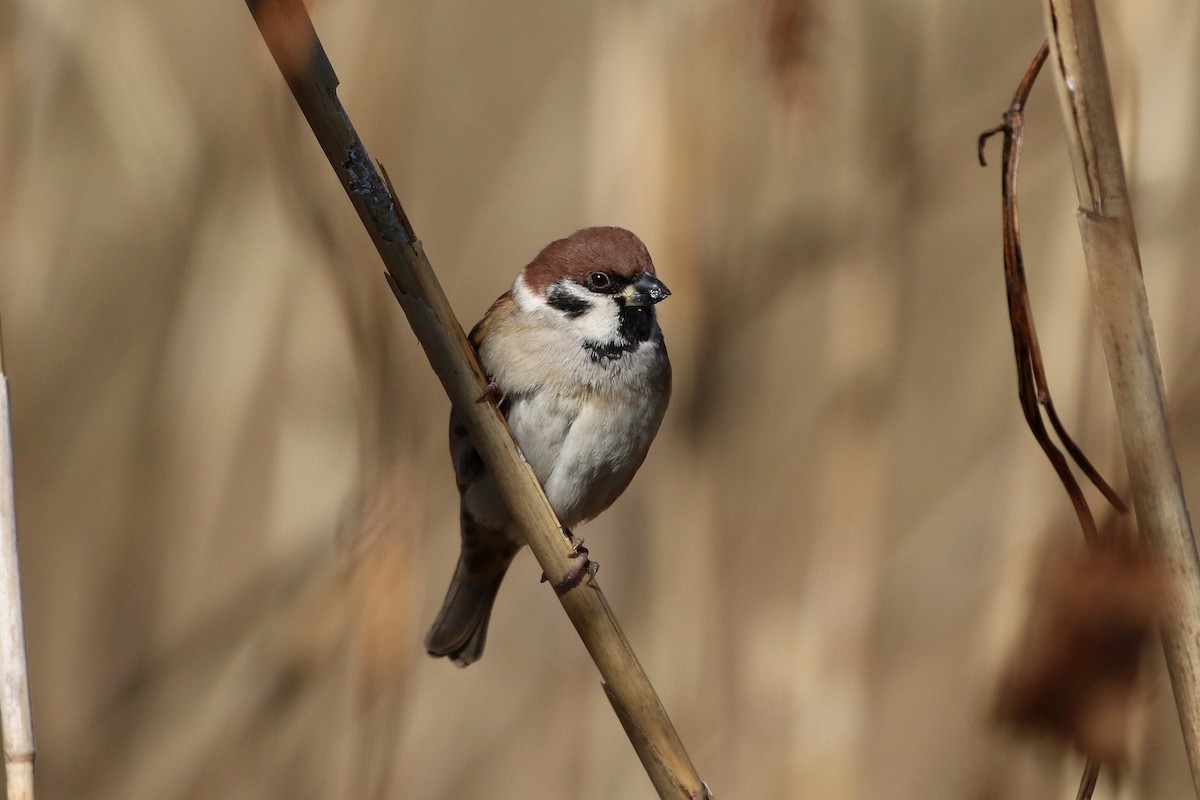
[{"left": 3, "top": 0, "right": 1200, "bottom": 798}]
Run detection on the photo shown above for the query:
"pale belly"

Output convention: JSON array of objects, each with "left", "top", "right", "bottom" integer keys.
[
  {"left": 465, "top": 322, "right": 671, "bottom": 537},
  {"left": 512, "top": 388, "right": 663, "bottom": 526}
]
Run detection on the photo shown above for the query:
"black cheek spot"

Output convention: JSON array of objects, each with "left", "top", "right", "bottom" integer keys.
[{"left": 547, "top": 286, "right": 591, "bottom": 318}]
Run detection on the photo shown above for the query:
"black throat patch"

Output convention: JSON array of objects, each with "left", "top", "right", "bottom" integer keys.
[
  {"left": 616, "top": 304, "right": 655, "bottom": 345},
  {"left": 584, "top": 339, "right": 639, "bottom": 363},
  {"left": 583, "top": 304, "right": 656, "bottom": 364}
]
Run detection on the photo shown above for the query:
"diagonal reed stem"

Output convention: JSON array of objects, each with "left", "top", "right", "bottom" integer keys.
[{"left": 243, "top": 2, "right": 710, "bottom": 797}]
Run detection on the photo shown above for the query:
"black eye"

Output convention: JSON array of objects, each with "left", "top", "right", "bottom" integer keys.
[{"left": 585, "top": 271, "right": 612, "bottom": 291}]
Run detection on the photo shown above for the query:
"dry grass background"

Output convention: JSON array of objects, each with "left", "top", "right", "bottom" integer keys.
[{"left": 3, "top": 0, "right": 1200, "bottom": 798}]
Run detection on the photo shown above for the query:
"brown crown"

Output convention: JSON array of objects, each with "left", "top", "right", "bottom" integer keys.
[{"left": 522, "top": 227, "right": 655, "bottom": 294}]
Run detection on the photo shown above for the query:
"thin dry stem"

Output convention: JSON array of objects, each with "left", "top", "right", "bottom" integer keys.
[
  {"left": 980, "top": 44, "right": 1127, "bottom": 794},
  {"left": 1042, "top": 0, "right": 1200, "bottom": 793},
  {"left": 1075, "top": 757, "right": 1100, "bottom": 800},
  {"left": 242, "top": 1, "right": 709, "bottom": 797},
  {"left": 978, "top": 40, "right": 1125, "bottom": 549},
  {"left": 0, "top": 319, "right": 35, "bottom": 800}
]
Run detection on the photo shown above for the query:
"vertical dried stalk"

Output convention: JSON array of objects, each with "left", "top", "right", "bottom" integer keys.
[
  {"left": 0, "top": 323, "right": 34, "bottom": 800},
  {"left": 1041, "top": 0, "right": 1200, "bottom": 791},
  {"left": 243, "top": 2, "right": 710, "bottom": 797}
]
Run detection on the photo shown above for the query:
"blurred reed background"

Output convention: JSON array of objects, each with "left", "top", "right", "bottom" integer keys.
[{"left": 2, "top": 0, "right": 1200, "bottom": 798}]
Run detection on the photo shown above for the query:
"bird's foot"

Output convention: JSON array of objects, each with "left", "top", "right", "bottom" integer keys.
[
  {"left": 558, "top": 535, "right": 599, "bottom": 589},
  {"left": 539, "top": 535, "right": 599, "bottom": 590}
]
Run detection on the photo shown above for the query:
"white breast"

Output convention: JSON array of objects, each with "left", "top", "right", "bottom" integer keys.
[
  {"left": 466, "top": 275, "right": 671, "bottom": 534},
  {"left": 505, "top": 376, "right": 666, "bottom": 527}
]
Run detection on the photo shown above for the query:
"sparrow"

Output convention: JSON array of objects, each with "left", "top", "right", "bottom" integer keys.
[{"left": 425, "top": 226, "right": 672, "bottom": 666}]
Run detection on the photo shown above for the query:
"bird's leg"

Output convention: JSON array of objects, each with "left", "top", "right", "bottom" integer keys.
[{"left": 539, "top": 530, "right": 599, "bottom": 589}]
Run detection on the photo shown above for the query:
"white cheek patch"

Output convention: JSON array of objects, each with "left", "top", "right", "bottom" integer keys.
[
  {"left": 522, "top": 277, "right": 622, "bottom": 343},
  {"left": 559, "top": 283, "right": 620, "bottom": 341}
]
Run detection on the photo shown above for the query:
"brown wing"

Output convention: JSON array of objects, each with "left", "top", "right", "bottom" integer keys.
[
  {"left": 448, "top": 406, "right": 484, "bottom": 496},
  {"left": 449, "top": 291, "right": 515, "bottom": 495},
  {"left": 467, "top": 291, "right": 513, "bottom": 351}
]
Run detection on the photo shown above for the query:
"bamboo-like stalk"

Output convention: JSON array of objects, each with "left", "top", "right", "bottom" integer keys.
[
  {"left": 0, "top": 320, "right": 35, "bottom": 800},
  {"left": 1040, "top": 0, "right": 1200, "bottom": 792},
  {"left": 243, "top": 2, "right": 710, "bottom": 798}
]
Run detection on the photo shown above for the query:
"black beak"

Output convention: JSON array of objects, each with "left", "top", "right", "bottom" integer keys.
[{"left": 623, "top": 275, "right": 671, "bottom": 307}]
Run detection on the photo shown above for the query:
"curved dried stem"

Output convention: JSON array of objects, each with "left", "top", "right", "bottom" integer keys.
[
  {"left": 980, "top": 41, "right": 1129, "bottom": 798},
  {"left": 979, "top": 39, "right": 1125, "bottom": 547}
]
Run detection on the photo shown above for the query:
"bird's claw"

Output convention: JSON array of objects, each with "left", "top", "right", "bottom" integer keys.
[
  {"left": 539, "top": 535, "right": 599, "bottom": 590},
  {"left": 556, "top": 549, "right": 599, "bottom": 591},
  {"left": 476, "top": 381, "right": 502, "bottom": 404}
]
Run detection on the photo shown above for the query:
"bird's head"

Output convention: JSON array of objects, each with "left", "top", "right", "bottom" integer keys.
[{"left": 516, "top": 227, "right": 670, "bottom": 354}]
